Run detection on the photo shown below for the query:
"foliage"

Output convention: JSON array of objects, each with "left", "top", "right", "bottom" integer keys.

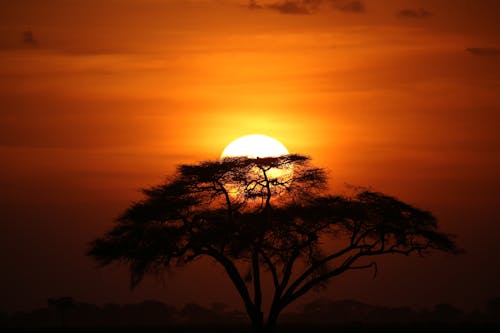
[{"left": 88, "top": 155, "right": 459, "bottom": 331}]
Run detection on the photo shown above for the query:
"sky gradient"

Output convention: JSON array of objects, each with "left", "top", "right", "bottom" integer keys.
[{"left": 1, "top": 0, "right": 499, "bottom": 313}]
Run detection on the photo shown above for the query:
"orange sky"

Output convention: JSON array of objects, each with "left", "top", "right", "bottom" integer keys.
[{"left": 1, "top": 0, "right": 499, "bottom": 313}]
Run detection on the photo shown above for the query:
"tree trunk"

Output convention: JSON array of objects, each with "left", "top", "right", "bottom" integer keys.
[
  {"left": 251, "top": 321, "right": 264, "bottom": 333},
  {"left": 265, "top": 320, "right": 277, "bottom": 333},
  {"left": 265, "top": 311, "right": 280, "bottom": 333},
  {"left": 249, "top": 311, "right": 280, "bottom": 333},
  {"left": 251, "top": 321, "right": 277, "bottom": 333},
  {"left": 249, "top": 309, "right": 264, "bottom": 332}
]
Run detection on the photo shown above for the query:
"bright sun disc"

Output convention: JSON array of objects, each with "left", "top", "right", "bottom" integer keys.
[
  {"left": 221, "top": 134, "right": 289, "bottom": 158},
  {"left": 221, "top": 135, "right": 293, "bottom": 196}
]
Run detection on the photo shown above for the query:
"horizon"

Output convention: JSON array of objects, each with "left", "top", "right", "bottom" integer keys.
[
  {"left": 1, "top": 0, "right": 499, "bottom": 319},
  {"left": 5, "top": 295, "right": 499, "bottom": 320}
]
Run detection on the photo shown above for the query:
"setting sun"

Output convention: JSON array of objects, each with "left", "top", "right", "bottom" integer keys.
[
  {"left": 221, "top": 134, "right": 293, "bottom": 190},
  {"left": 220, "top": 134, "right": 289, "bottom": 159},
  {"left": 1, "top": 0, "right": 498, "bottom": 326}
]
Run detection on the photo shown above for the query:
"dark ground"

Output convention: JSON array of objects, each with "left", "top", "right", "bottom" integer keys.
[{"left": 3, "top": 323, "right": 500, "bottom": 333}]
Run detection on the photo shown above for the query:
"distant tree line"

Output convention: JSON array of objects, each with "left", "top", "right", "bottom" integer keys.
[{"left": 2, "top": 297, "right": 500, "bottom": 328}]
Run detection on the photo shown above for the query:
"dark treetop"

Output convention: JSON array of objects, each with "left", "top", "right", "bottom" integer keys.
[{"left": 88, "top": 154, "right": 459, "bottom": 332}]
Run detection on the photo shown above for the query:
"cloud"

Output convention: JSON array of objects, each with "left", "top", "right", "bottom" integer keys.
[
  {"left": 22, "top": 30, "right": 37, "bottom": 46},
  {"left": 0, "top": 29, "right": 130, "bottom": 55},
  {"left": 266, "top": 1, "right": 314, "bottom": 14},
  {"left": 0, "top": 30, "right": 39, "bottom": 51},
  {"left": 246, "top": 0, "right": 365, "bottom": 15},
  {"left": 398, "top": 8, "right": 431, "bottom": 19},
  {"left": 247, "top": 0, "right": 264, "bottom": 10},
  {"left": 465, "top": 47, "right": 500, "bottom": 56},
  {"left": 335, "top": 1, "right": 364, "bottom": 13}
]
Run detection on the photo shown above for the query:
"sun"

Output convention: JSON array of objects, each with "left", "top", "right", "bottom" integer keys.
[
  {"left": 220, "top": 135, "right": 293, "bottom": 196},
  {"left": 221, "top": 134, "right": 289, "bottom": 158}
]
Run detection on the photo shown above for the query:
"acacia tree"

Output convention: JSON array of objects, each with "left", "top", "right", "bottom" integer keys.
[{"left": 88, "top": 154, "right": 459, "bottom": 332}]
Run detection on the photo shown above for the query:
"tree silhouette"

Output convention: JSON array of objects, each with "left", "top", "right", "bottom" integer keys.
[{"left": 88, "top": 154, "right": 459, "bottom": 332}]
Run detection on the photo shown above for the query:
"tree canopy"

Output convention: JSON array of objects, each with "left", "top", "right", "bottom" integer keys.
[{"left": 88, "top": 154, "right": 459, "bottom": 332}]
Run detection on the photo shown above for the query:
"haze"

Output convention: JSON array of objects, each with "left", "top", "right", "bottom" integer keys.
[{"left": 0, "top": 0, "right": 499, "bottom": 314}]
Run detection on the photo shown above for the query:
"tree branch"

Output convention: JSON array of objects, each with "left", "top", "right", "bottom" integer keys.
[
  {"left": 282, "top": 252, "right": 363, "bottom": 307},
  {"left": 283, "top": 243, "right": 431, "bottom": 309},
  {"left": 280, "top": 248, "right": 300, "bottom": 293},
  {"left": 258, "top": 248, "right": 279, "bottom": 290},
  {"left": 216, "top": 180, "right": 233, "bottom": 224},
  {"left": 282, "top": 244, "right": 358, "bottom": 300},
  {"left": 252, "top": 249, "right": 263, "bottom": 314},
  {"left": 202, "top": 248, "right": 259, "bottom": 323},
  {"left": 348, "top": 261, "right": 378, "bottom": 279},
  {"left": 260, "top": 166, "right": 272, "bottom": 210},
  {"left": 266, "top": 248, "right": 300, "bottom": 327}
]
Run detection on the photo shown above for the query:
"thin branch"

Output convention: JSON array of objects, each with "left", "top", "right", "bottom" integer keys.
[
  {"left": 260, "top": 166, "right": 272, "bottom": 210},
  {"left": 282, "top": 244, "right": 358, "bottom": 299},
  {"left": 216, "top": 180, "right": 233, "bottom": 224},
  {"left": 266, "top": 248, "right": 300, "bottom": 327},
  {"left": 252, "top": 249, "right": 262, "bottom": 312},
  {"left": 280, "top": 248, "right": 300, "bottom": 293},
  {"left": 348, "top": 261, "right": 378, "bottom": 279},
  {"left": 282, "top": 252, "right": 363, "bottom": 307},
  {"left": 258, "top": 248, "right": 279, "bottom": 289},
  {"left": 202, "top": 248, "right": 258, "bottom": 322},
  {"left": 352, "top": 226, "right": 378, "bottom": 246},
  {"left": 284, "top": 244, "right": 431, "bottom": 309}
]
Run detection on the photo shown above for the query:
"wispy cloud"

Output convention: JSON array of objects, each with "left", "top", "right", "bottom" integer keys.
[
  {"left": 22, "top": 30, "right": 38, "bottom": 46},
  {"left": 0, "top": 30, "right": 38, "bottom": 51},
  {"left": 247, "top": 0, "right": 264, "bottom": 10},
  {"left": 335, "top": 1, "right": 364, "bottom": 13},
  {"left": 397, "top": 8, "right": 431, "bottom": 19},
  {"left": 246, "top": 0, "right": 365, "bottom": 15},
  {"left": 266, "top": 0, "right": 313, "bottom": 14},
  {"left": 465, "top": 47, "right": 500, "bottom": 56}
]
